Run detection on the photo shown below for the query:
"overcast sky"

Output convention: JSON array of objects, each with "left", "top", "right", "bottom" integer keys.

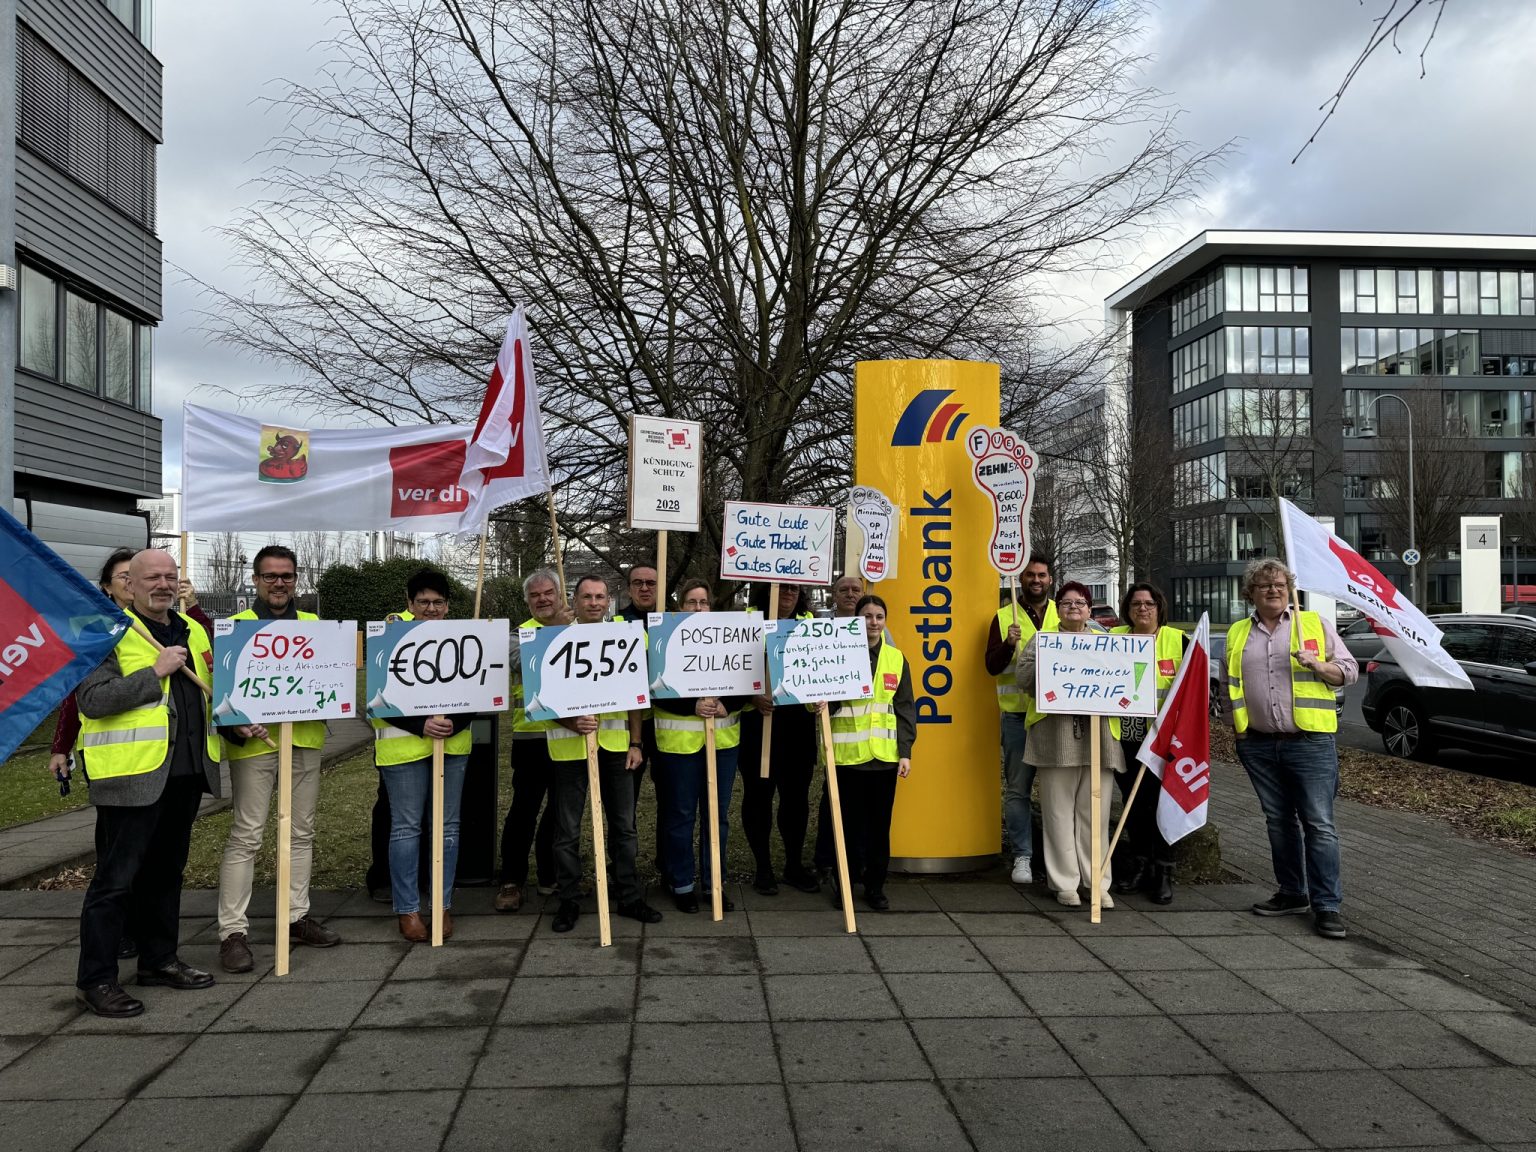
[{"left": 151, "top": 0, "right": 1536, "bottom": 486}]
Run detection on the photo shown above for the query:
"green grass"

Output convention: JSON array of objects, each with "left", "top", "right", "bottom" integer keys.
[{"left": 0, "top": 746, "right": 91, "bottom": 829}]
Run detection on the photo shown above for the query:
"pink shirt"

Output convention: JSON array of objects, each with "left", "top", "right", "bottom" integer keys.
[{"left": 1238, "top": 609, "right": 1358, "bottom": 734}]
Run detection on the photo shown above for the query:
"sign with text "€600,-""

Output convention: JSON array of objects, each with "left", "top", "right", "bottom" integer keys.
[
  {"left": 1034, "top": 631, "right": 1158, "bottom": 720},
  {"left": 628, "top": 414, "right": 703, "bottom": 531},
  {"left": 213, "top": 619, "right": 359, "bottom": 726},
  {"left": 764, "top": 617, "right": 873, "bottom": 706},
  {"left": 519, "top": 620, "right": 650, "bottom": 719},
  {"left": 646, "top": 612, "right": 765, "bottom": 699},
  {"left": 365, "top": 619, "right": 510, "bottom": 717},
  {"left": 720, "top": 501, "right": 835, "bottom": 585}
]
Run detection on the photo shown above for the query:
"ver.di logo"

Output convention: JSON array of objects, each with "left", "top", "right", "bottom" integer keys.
[{"left": 890, "top": 389, "right": 970, "bottom": 446}]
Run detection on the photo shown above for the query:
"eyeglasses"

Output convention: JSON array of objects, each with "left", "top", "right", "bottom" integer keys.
[
  {"left": 412, "top": 598, "right": 449, "bottom": 610},
  {"left": 1058, "top": 599, "right": 1089, "bottom": 608},
  {"left": 257, "top": 572, "right": 297, "bottom": 584},
  {"left": 1252, "top": 582, "right": 1290, "bottom": 592},
  {"left": 1130, "top": 600, "right": 1156, "bottom": 609}
]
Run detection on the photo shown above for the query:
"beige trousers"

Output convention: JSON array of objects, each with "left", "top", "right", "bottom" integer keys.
[
  {"left": 1038, "top": 762, "right": 1114, "bottom": 897},
  {"left": 217, "top": 745, "right": 323, "bottom": 938}
]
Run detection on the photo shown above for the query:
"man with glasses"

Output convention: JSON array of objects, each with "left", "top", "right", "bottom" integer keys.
[{"left": 217, "top": 546, "right": 341, "bottom": 973}]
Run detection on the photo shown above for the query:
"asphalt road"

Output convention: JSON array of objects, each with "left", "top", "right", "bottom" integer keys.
[{"left": 1337, "top": 678, "right": 1529, "bottom": 783}]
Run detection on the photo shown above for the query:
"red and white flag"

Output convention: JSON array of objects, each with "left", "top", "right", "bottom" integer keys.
[
  {"left": 1278, "top": 498, "right": 1471, "bottom": 691},
  {"left": 1137, "top": 613, "right": 1211, "bottom": 844},
  {"left": 456, "top": 307, "right": 551, "bottom": 530}
]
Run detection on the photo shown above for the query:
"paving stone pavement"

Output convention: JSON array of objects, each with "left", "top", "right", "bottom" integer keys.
[{"left": 2, "top": 879, "right": 1535, "bottom": 1151}]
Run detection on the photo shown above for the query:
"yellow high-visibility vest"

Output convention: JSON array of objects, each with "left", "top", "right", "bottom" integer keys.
[
  {"left": 512, "top": 617, "right": 556, "bottom": 734},
  {"left": 994, "top": 601, "right": 1057, "bottom": 714},
  {"left": 829, "top": 643, "right": 905, "bottom": 765},
  {"left": 1225, "top": 612, "right": 1337, "bottom": 735},
  {"left": 1110, "top": 624, "right": 1186, "bottom": 711}
]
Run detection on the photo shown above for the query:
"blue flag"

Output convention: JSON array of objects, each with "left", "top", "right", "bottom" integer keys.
[{"left": 0, "top": 508, "right": 130, "bottom": 764}]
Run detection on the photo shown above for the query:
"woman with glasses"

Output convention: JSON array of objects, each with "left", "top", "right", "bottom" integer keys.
[
  {"left": 1014, "top": 582, "right": 1123, "bottom": 908},
  {"left": 1110, "top": 583, "right": 1188, "bottom": 904}
]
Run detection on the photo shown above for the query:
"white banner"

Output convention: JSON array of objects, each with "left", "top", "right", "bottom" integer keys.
[
  {"left": 646, "top": 612, "right": 765, "bottom": 697},
  {"left": 184, "top": 404, "right": 476, "bottom": 532},
  {"left": 963, "top": 425, "right": 1037, "bottom": 577},
  {"left": 629, "top": 415, "right": 703, "bottom": 531},
  {"left": 1034, "top": 631, "right": 1158, "bottom": 718},
  {"left": 457, "top": 307, "right": 553, "bottom": 530},
  {"left": 519, "top": 621, "right": 650, "bottom": 718},
  {"left": 212, "top": 619, "right": 358, "bottom": 725},
  {"left": 365, "top": 619, "right": 511, "bottom": 716},
  {"left": 720, "top": 501, "right": 835, "bottom": 585}
]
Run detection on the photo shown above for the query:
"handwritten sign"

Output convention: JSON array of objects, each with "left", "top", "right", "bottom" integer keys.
[
  {"left": 964, "top": 425, "right": 1037, "bottom": 577},
  {"left": 365, "top": 619, "right": 510, "bottom": 717},
  {"left": 519, "top": 620, "right": 650, "bottom": 719},
  {"left": 1034, "top": 631, "right": 1157, "bottom": 719},
  {"left": 628, "top": 415, "right": 703, "bottom": 531},
  {"left": 848, "top": 485, "right": 898, "bottom": 582},
  {"left": 720, "top": 500, "right": 835, "bottom": 585},
  {"left": 213, "top": 619, "right": 358, "bottom": 725},
  {"left": 765, "top": 617, "right": 872, "bottom": 705},
  {"left": 646, "top": 611, "right": 764, "bottom": 698}
]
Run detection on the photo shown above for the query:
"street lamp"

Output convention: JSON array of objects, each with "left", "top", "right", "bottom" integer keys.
[
  {"left": 1512, "top": 534, "right": 1524, "bottom": 609},
  {"left": 1357, "top": 393, "right": 1415, "bottom": 598}
]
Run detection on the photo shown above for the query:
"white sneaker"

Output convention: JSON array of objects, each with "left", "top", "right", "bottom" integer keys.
[
  {"left": 1055, "top": 890, "right": 1081, "bottom": 907},
  {"left": 1010, "top": 858, "right": 1033, "bottom": 885},
  {"left": 1100, "top": 891, "right": 1115, "bottom": 909}
]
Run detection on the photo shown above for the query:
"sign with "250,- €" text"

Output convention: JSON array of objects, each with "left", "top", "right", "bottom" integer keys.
[
  {"left": 765, "top": 617, "right": 873, "bottom": 706},
  {"left": 1034, "top": 631, "right": 1157, "bottom": 719},
  {"left": 720, "top": 500, "right": 835, "bottom": 585},
  {"left": 519, "top": 620, "right": 650, "bottom": 719},
  {"left": 365, "top": 619, "right": 510, "bottom": 717},
  {"left": 213, "top": 619, "right": 358, "bottom": 725}
]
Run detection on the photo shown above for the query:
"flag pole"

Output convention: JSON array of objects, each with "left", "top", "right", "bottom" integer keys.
[
  {"left": 760, "top": 581, "right": 781, "bottom": 779},
  {"left": 472, "top": 529, "right": 488, "bottom": 619},
  {"left": 275, "top": 722, "right": 294, "bottom": 975},
  {"left": 547, "top": 491, "right": 568, "bottom": 605},
  {"left": 179, "top": 532, "right": 190, "bottom": 610},
  {"left": 705, "top": 715, "right": 723, "bottom": 922}
]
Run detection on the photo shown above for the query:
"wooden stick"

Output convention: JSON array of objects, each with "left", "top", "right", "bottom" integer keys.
[
  {"left": 586, "top": 731, "right": 613, "bottom": 947},
  {"left": 179, "top": 532, "right": 190, "bottom": 610},
  {"left": 275, "top": 722, "right": 293, "bottom": 976},
  {"left": 818, "top": 708, "right": 858, "bottom": 934},
  {"left": 705, "top": 715, "right": 723, "bottom": 922},
  {"left": 760, "top": 581, "right": 780, "bottom": 779},
  {"left": 1100, "top": 761, "right": 1147, "bottom": 881},
  {"left": 472, "top": 530, "right": 488, "bottom": 619},
  {"left": 1009, "top": 575, "right": 1021, "bottom": 632},
  {"left": 129, "top": 620, "right": 278, "bottom": 749},
  {"left": 1090, "top": 719, "right": 1103, "bottom": 925},
  {"left": 431, "top": 733, "right": 445, "bottom": 947},
  {"left": 547, "top": 491, "right": 568, "bottom": 604},
  {"left": 657, "top": 530, "right": 669, "bottom": 613}
]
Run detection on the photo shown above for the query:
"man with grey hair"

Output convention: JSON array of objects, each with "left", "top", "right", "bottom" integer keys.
[
  {"left": 494, "top": 568, "right": 573, "bottom": 912},
  {"left": 1224, "top": 556, "right": 1357, "bottom": 940}
]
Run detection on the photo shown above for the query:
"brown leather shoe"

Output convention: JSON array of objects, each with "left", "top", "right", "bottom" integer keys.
[
  {"left": 290, "top": 916, "right": 341, "bottom": 948},
  {"left": 439, "top": 910, "right": 454, "bottom": 940},
  {"left": 219, "top": 932, "right": 255, "bottom": 974},
  {"left": 398, "top": 912, "right": 428, "bottom": 942},
  {"left": 493, "top": 883, "right": 523, "bottom": 913}
]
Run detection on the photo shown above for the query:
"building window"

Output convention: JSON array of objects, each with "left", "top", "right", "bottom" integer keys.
[
  {"left": 1339, "top": 268, "right": 1434, "bottom": 315},
  {"left": 1224, "top": 265, "right": 1309, "bottom": 313},
  {"left": 103, "top": 0, "right": 153, "bottom": 48},
  {"left": 1343, "top": 268, "right": 1536, "bottom": 316},
  {"left": 1226, "top": 388, "right": 1310, "bottom": 438},
  {"left": 1174, "top": 453, "right": 1225, "bottom": 507},
  {"left": 1173, "top": 392, "right": 1224, "bottom": 448},
  {"left": 1225, "top": 325, "right": 1310, "bottom": 375},
  {"left": 1170, "top": 330, "right": 1223, "bottom": 393},
  {"left": 16, "top": 261, "right": 155, "bottom": 412},
  {"left": 1485, "top": 451, "right": 1522, "bottom": 499},
  {"left": 19, "top": 264, "right": 57, "bottom": 376},
  {"left": 1340, "top": 327, "right": 1436, "bottom": 375},
  {"left": 1173, "top": 515, "right": 1229, "bottom": 564},
  {"left": 65, "top": 291, "right": 99, "bottom": 392},
  {"left": 1171, "top": 269, "right": 1223, "bottom": 337},
  {"left": 1171, "top": 575, "right": 1243, "bottom": 626}
]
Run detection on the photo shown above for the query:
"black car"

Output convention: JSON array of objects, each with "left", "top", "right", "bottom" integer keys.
[{"left": 1361, "top": 613, "right": 1536, "bottom": 760}]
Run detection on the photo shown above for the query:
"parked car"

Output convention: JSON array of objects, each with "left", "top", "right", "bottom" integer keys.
[
  {"left": 1361, "top": 613, "right": 1536, "bottom": 760},
  {"left": 1503, "top": 603, "right": 1536, "bottom": 619},
  {"left": 1089, "top": 604, "right": 1119, "bottom": 629},
  {"left": 1339, "top": 616, "right": 1387, "bottom": 661},
  {"left": 1206, "top": 629, "right": 1346, "bottom": 722}
]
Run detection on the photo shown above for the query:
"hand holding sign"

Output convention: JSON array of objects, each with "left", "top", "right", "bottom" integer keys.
[{"left": 964, "top": 426, "right": 1036, "bottom": 577}]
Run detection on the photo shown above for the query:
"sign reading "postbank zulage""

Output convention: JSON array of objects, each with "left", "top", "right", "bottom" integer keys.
[{"left": 1034, "top": 631, "right": 1158, "bottom": 719}]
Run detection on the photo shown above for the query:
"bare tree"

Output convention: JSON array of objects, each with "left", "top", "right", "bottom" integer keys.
[
  {"left": 205, "top": 532, "right": 245, "bottom": 594},
  {"left": 1072, "top": 386, "right": 1175, "bottom": 595},
  {"left": 1215, "top": 379, "right": 1343, "bottom": 548},
  {"left": 294, "top": 530, "right": 339, "bottom": 591}
]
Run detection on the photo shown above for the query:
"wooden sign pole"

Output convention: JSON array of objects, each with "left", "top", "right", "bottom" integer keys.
[
  {"left": 657, "top": 530, "right": 668, "bottom": 612},
  {"left": 547, "top": 491, "right": 568, "bottom": 604},
  {"left": 1100, "top": 762, "right": 1147, "bottom": 880},
  {"left": 431, "top": 733, "right": 446, "bottom": 947},
  {"left": 705, "top": 715, "right": 723, "bottom": 922},
  {"left": 817, "top": 708, "right": 858, "bottom": 933},
  {"left": 472, "top": 530, "right": 488, "bottom": 619},
  {"left": 1009, "top": 575, "right": 1021, "bottom": 631},
  {"left": 760, "top": 581, "right": 780, "bottom": 778},
  {"left": 586, "top": 731, "right": 613, "bottom": 946},
  {"left": 274, "top": 722, "right": 294, "bottom": 975},
  {"left": 179, "top": 532, "right": 190, "bottom": 609},
  {"left": 1090, "top": 720, "right": 1103, "bottom": 925}
]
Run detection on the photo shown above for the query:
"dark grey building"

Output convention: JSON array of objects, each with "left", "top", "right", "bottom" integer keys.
[
  {"left": 1106, "top": 231, "right": 1536, "bottom": 625},
  {"left": 3, "top": 0, "right": 159, "bottom": 573}
]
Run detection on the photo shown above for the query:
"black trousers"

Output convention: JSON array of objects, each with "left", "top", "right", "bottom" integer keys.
[
  {"left": 812, "top": 782, "right": 834, "bottom": 872},
  {"left": 368, "top": 770, "right": 432, "bottom": 895},
  {"left": 836, "top": 764, "right": 899, "bottom": 895},
  {"left": 738, "top": 745, "right": 814, "bottom": 877},
  {"left": 77, "top": 776, "right": 203, "bottom": 988},
  {"left": 499, "top": 741, "right": 558, "bottom": 887},
  {"left": 1116, "top": 741, "right": 1175, "bottom": 865}
]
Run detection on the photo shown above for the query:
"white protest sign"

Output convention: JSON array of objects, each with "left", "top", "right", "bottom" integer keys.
[
  {"left": 628, "top": 415, "right": 703, "bottom": 531},
  {"left": 646, "top": 611, "right": 765, "bottom": 698},
  {"left": 212, "top": 619, "right": 358, "bottom": 725},
  {"left": 847, "top": 485, "right": 898, "bottom": 582},
  {"left": 765, "top": 617, "right": 873, "bottom": 705},
  {"left": 365, "top": 619, "right": 511, "bottom": 716},
  {"left": 964, "top": 425, "right": 1038, "bottom": 577},
  {"left": 1034, "top": 631, "right": 1157, "bottom": 719},
  {"left": 720, "top": 500, "right": 835, "bottom": 585},
  {"left": 519, "top": 620, "right": 650, "bottom": 718}
]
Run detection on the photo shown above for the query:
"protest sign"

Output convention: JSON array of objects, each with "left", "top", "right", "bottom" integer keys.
[
  {"left": 847, "top": 485, "right": 898, "bottom": 582},
  {"left": 629, "top": 416, "right": 703, "bottom": 531},
  {"left": 765, "top": 616, "right": 873, "bottom": 705},
  {"left": 1034, "top": 631, "right": 1158, "bottom": 719},
  {"left": 365, "top": 619, "right": 510, "bottom": 716},
  {"left": 519, "top": 621, "right": 650, "bottom": 718},
  {"left": 963, "top": 425, "right": 1037, "bottom": 577},
  {"left": 720, "top": 501, "right": 835, "bottom": 585},
  {"left": 213, "top": 619, "right": 357, "bottom": 725},
  {"left": 646, "top": 612, "right": 764, "bottom": 698}
]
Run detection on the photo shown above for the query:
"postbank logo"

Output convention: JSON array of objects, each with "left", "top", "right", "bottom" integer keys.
[{"left": 890, "top": 389, "right": 970, "bottom": 446}]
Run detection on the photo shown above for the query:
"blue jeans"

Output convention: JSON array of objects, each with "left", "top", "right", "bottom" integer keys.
[
  {"left": 1235, "top": 733, "right": 1342, "bottom": 912},
  {"left": 657, "top": 745, "right": 738, "bottom": 893},
  {"left": 379, "top": 753, "right": 468, "bottom": 915},
  {"left": 1001, "top": 712, "right": 1035, "bottom": 861}
]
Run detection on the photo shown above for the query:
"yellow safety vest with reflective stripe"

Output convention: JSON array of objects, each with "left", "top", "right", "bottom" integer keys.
[
  {"left": 225, "top": 608, "right": 327, "bottom": 758},
  {"left": 512, "top": 617, "right": 556, "bottom": 734},
  {"left": 1225, "top": 612, "right": 1337, "bottom": 735},
  {"left": 78, "top": 610, "right": 223, "bottom": 779},
  {"left": 830, "top": 643, "right": 905, "bottom": 765},
  {"left": 369, "top": 609, "right": 473, "bottom": 763},
  {"left": 1110, "top": 625, "right": 1186, "bottom": 712},
  {"left": 995, "top": 602, "right": 1057, "bottom": 713},
  {"left": 654, "top": 705, "right": 743, "bottom": 754},
  {"left": 1023, "top": 628, "right": 1122, "bottom": 741}
]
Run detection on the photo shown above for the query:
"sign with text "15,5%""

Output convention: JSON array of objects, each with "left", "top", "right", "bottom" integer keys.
[
  {"left": 519, "top": 620, "right": 650, "bottom": 719},
  {"left": 628, "top": 414, "right": 703, "bottom": 531},
  {"left": 365, "top": 619, "right": 510, "bottom": 717},
  {"left": 1034, "top": 631, "right": 1157, "bottom": 719},
  {"left": 213, "top": 619, "right": 359, "bottom": 725}
]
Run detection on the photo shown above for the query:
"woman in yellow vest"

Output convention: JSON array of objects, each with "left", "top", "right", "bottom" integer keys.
[
  {"left": 1014, "top": 581, "right": 1123, "bottom": 909},
  {"left": 814, "top": 594, "right": 916, "bottom": 912},
  {"left": 1110, "top": 582, "right": 1188, "bottom": 905},
  {"left": 653, "top": 578, "right": 746, "bottom": 914}
]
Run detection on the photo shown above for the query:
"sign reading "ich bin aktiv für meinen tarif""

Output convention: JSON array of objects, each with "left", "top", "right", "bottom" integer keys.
[{"left": 1034, "top": 631, "right": 1158, "bottom": 719}]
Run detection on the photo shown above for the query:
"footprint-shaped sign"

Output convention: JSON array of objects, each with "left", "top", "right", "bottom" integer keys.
[{"left": 964, "top": 425, "right": 1037, "bottom": 578}]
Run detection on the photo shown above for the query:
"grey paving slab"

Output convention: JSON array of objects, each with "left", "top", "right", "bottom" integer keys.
[
  {"left": 1172, "top": 1012, "right": 1369, "bottom": 1073},
  {"left": 1390, "top": 1067, "right": 1536, "bottom": 1144},
  {"left": 472, "top": 1022, "right": 629, "bottom": 1088},
  {"left": 1079, "top": 933, "right": 1223, "bottom": 971},
  {"left": 1352, "top": 967, "right": 1513, "bottom": 1012},
  {"left": 863, "top": 934, "right": 988, "bottom": 973},
  {"left": 1239, "top": 967, "right": 1417, "bottom": 1013},
  {"left": 0, "top": 1099, "right": 121, "bottom": 1152},
  {"left": 78, "top": 1093, "right": 290, "bottom": 1152},
  {"left": 946, "top": 1076, "right": 1145, "bottom": 1152},
  {"left": 764, "top": 972, "right": 900, "bottom": 1021},
  {"left": 853, "top": 912, "right": 961, "bottom": 936},
  {"left": 640, "top": 935, "right": 758, "bottom": 974},
  {"left": 447, "top": 1086, "right": 625, "bottom": 1151},
  {"left": 0, "top": 1034, "right": 40, "bottom": 1073},
  {"left": 1048, "top": 907, "right": 1170, "bottom": 936},
  {"left": 788, "top": 1080, "right": 970, "bottom": 1151},
  {"left": 1244, "top": 1069, "right": 1473, "bottom": 1149},
  {"left": 0, "top": 919, "right": 79, "bottom": 944},
  {"left": 1007, "top": 970, "right": 1160, "bottom": 1017},
  {"left": 745, "top": 910, "right": 853, "bottom": 936},
  {"left": 517, "top": 936, "right": 640, "bottom": 976},
  {"left": 446, "top": 910, "right": 544, "bottom": 942},
  {"left": 883, "top": 971, "right": 1029, "bottom": 1019},
  {"left": 970, "top": 933, "right": 1106, "bottom": 972},
  {"left": 1289, "top": 934, "right": 1427, "bottom": 969},
  {"left": 920, "top": 882, "right": 1035, "bottom": 912},
  {"left": 1186, "top": 933, "right": 1332, "bottom": 970},
  {"left": 643, "top": 907, "right": 753, "bottom": 937},
  {"left": 60, "top": 981, "right": 250, "bottom": 1034},
  {"left": 0, "top": 945, "right": 52, "bottom": 979},
  {"left": 1045, "top": 1014, "right": 1225, "bottom": 1076},
  {"left": 1310, "top": 1010, "right": 1501, "bottom": 1070},
  {"left": 306, "top": 1024, "right": 487, "bottom": 1092},
  {"left": 1200, "top": 883, "right": 1284, "bottom": 910},
  {"left": 636, "top": 973, "right": 767, "bottom": 1022},
  {"left": 138, "top": 1029, "right": 339, "bottom": 1097},
  {"left": 868, "top": 883, "right": 943, "bottom": 912},
  {"left": 1108, "top": 1073, "right": 1312, "bottom": 1152},
  {"left": 387, "top": 940, "right": 522, "bottom": 980},
  {"left": 1117, "top": 884, "right": 1227, "bottom": 911},
  {"left": 354, "top": 976, "right": 508, "bottom": 1027},
  {"left": 773, "top": 1019, "right": 931, "bottom": 1083},
  {"left": 0, "top": 1033, "right": 190, "bottom": 1099},
  {"left": 1148, "top": 910, "right": 1276, "bottom": 936},
  {"left": 277, "top": 940, "right": 406, "bottom": 981},
  {"left": 623, "top": 1084, "right": 796, "bottom": 1152},
  {"left": 207, "top": 977, "right": 381, "bottom": 1032},
  {"left": 172, "top": 942, "right": 272, "bottom": 983},
  {"left": 0, "top": 944, "right": 82, "bottom": 984},
  {"left": 500, "top": 974, "right": 636, "bottom": 1025},
  {"left": 945, "top": 911, "right": 1070, "bottom": 937},
  {"left": 736, "top": 886, "right": 835, "bottom": 912},
  {"left": 300, "top": 915, "right": 406, "bottom": 943},
  {"left": 910, "top": 1016, "right": 1080, "bottom": 1079},
  {"left": 1433, "top": 1011, "right": 1536, "bottom": 1066},
  {"left": 263, "top": 1088, "right": 460, "bottom": 1152},
  {"left": 755, "top": 934, "right": 875, "bottom": 975},
  {"left": 630, "top": 1020, "right": 780, "bottom": 1085},
  {"left": 1125, "top": 969, "right": 1289, "bottom": 1015},
  {"left": 0, "top": 984, "right": 84, "bottom": 1035}
]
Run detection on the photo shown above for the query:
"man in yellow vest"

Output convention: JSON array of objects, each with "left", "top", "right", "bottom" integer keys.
[
  {"left": 983, "top": 554, "right": 1057, "bottom": 884},
  {"left": 73, "top": 549, "right": 257, "bottom": 1018},
  {"left": 216, "top": 546, "right": 341, "bottom": 974},
  {"left": 548, "top": 574, "right": 661, "bottom": 933},
  {"left": 1225, "top": 557, "right": 1357, "bottom": 941}
]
